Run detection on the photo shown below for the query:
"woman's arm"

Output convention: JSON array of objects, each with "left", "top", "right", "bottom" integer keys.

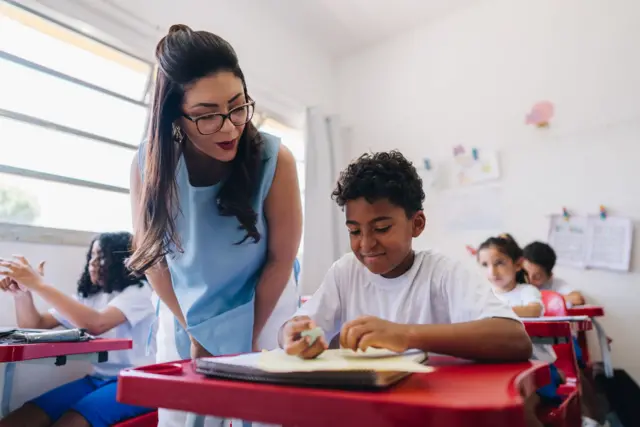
[
  {"left": 253, "top": 145, "right": 303, "bottom": 344},
  {"left": 130, "top": 153, "right": 187, "bottom": 329},
  {"left": 13, "top": 292, "right": 60, "bottom": 329}
]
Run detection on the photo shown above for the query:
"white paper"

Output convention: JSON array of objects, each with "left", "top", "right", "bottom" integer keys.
[
  {"left": 521, "top": 316, "right": 589, "bottom": 322},
  {"left": 453, "top": 151, "right": 500, "bottom": 186},
  {"left": 585, "top": 215, "right": 633, "bottom": 272},
  {"left": 547, "top": 215, "right": 589, "bottom": 269},
  {"left": 440, "top": 185, "right": 504, "bottom": 231},
  {"left": 548, "top": 214, "right": 633, "bottom": 272}
]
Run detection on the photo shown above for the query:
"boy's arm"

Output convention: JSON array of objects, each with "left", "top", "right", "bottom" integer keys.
[
  {"left": 564, "top": 291, "right": 585, "bottom": 306},
  {"left": 278, "top": 263, "right": 343, "bottom": 348},
  {"left": 442, "top": 262, "right": 532, "bottom": 361},
  {"left": 406, "top": 318, "right": 531, "bottom": 361}
]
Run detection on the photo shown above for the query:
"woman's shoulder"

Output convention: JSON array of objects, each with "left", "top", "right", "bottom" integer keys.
[{"left": 258, "top": 131, "right": 281, "bottom": 161}]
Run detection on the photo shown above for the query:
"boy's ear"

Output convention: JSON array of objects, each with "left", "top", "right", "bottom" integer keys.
[
  {"left": 412, "top": 211, "right": 426, "bottom": 237},
  {"left": 515, "top": 256, "right": 524, "bottom": 270}
]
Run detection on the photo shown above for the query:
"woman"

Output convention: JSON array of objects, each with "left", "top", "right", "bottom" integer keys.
[
  {"left": 0, "top": 232, "right": 155, "bottom": 427},
  {"left": 128, "top": 25, "right": 302, "bottom": 426}
]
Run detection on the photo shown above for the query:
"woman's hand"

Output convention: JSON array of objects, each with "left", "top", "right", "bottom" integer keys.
[
  {"left": 0, "top": 257, "right": 46, "bottom": 292},
  {"left": 190, "top": 336, "right": 212, "bottom": 359}
]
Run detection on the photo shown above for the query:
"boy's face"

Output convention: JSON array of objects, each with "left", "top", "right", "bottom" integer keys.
[
  {"left": 522, "top": 260, "right": 550, "bottom": 288},
  {"left": 344, "top": 198, "right": 425, "bottom": 278}
]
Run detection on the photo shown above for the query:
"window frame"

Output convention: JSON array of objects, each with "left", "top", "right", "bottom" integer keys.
[{"left": 0, "top": 0, "right": 153, "bottom": 245}]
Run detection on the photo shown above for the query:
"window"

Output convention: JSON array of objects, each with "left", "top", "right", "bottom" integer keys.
[
  {"left": 256, "top": 117, "right": 306, "bottom": 261},
  {"left": 0, "top": 1, "right": 152, "bottom": 232}
]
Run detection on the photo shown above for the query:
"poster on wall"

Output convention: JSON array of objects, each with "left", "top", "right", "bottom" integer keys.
[
  {"left": 452, "top": 147, "right": 500, "bottom": 186},
  {"left": 547, "top": 214, "right": 633, "bottom": 272}
]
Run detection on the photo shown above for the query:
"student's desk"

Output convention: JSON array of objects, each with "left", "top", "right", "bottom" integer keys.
[
  {"left": 567, "top": 305, "right": 611, "bottom": 377},
  {"left": 524, "top": 321, "right": 573, "bottom": 345},
  {"left": 117, "top": 356, "right": 551, "bottom": 427},
  {"left": 0, "top": 338, "right": 132, "bottom": 416}
]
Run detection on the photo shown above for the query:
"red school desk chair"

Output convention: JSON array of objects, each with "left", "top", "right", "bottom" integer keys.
[{"left": 111, "top": 411, "right": 158, "bottom": 427}]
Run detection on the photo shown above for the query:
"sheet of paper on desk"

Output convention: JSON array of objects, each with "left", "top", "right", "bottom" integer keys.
[
  {"left": 256, "top": 349, "right": 432, "bottom": 373},
  {"left": 523, "top": 316, "right": 589, "bottom": 322},
  {"left": 207, "top": 349, "right": 432, "bottom": 373}
]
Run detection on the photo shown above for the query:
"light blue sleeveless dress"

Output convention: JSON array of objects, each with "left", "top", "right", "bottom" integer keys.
[{"left": 140, "top": 132, "right": 280, "bottom": 359}]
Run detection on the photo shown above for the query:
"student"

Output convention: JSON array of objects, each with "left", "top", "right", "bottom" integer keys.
[
  {"left": 0, "top": 232, "right": 155, "bottom": 427},
  {"left": 476, "top": 235, "right": 563, "bottom": 410},
  {"left": 478, "top": 235, "right": 607, "bottom": 427},
  {"left": 280, "top": 151, "right": 532, "bottom": 363},
  {"left": 523, "top": 241, "right": 585, "bottom": 306},
  {"left": 128, "top": 24, "right": 301, "bottom": 427}
]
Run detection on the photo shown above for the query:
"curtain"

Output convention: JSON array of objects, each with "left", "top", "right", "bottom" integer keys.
[{"left": 299, "top": 107, "right": 349, "bottom": 296}]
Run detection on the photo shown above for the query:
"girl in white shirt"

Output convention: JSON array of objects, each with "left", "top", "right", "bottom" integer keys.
[{"left": 0, "top": 232, "right": 156, "bottom": 427}]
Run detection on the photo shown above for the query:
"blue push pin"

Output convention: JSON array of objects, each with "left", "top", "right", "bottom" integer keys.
[
  {"left": 423, "top": 158, "right": 431, "bottom": 171},
  {"left": 471, "top": 148, "right": 479, "bottom": 160}
]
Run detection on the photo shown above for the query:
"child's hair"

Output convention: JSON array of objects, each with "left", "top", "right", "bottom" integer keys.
[
  {"left": 523, "top": 241, "right": 557, "bottom": 276},
  {"left": 478, "top": 233, "right": 527, "bottom": 283},
  {"left": 77, "top": 232, "right": 143, "bottom": 298},
  {"left": 331, "top": 150, "right": 425, "bottom": 217}
]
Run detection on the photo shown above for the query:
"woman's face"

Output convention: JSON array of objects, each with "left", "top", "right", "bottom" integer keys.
[
  {"left": 179, "top": 71, "right": 249, "bottom": 163},
  {"left": 477, "top": 246, "right": 521, "bottom": 292},
  {"left": 88, "top": 241, "right": 106, "bottom": 286}
]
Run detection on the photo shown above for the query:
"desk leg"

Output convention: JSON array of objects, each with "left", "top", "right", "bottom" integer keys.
[
  {"left": 185, "top": 413, "right": 205, "bottom": 427},
  {"left": 592, "top": 318, "right": 613, "bottom": 378},
  {"left": 1, "top": 362, "right": 16, "bottom": 417}
]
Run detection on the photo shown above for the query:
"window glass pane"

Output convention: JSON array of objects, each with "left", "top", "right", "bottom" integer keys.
[
  {"left": 0, "top": 117, "right": 133, "bottom": 189},
  {"left": 296, "top": 161, "right": 305, "bottom": 193},
  {"left": 0, "top": 173, "right": 131, "bottom": 232},
  {"left": 0, "top": 58, "right": 147, "bottom": 144},
  {"left": 259, "top": 118, "right": 305, "bottom": 161},
  {"left": 0, "top": 2, "right": 150, "bottom": 100}
]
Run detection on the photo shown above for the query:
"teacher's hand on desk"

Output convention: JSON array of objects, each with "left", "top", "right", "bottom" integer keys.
[
  {"left": 190, "top": 337, "right": 212, "bottom": 359},
  {"left": 282, "top": 316, "right": 328, "bottom": 359}
]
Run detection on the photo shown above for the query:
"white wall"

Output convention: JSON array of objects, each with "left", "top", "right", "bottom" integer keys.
[{"left": 337, "top": 0, "right": 640, "bottom": 381}]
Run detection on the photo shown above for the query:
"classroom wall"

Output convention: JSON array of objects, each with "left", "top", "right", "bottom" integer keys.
[
  {"left": 336, "top": 0, "right": 640, "bottom": 381},
  {"left": 2, "top": 0, "right": 337, "bottom": 408}
]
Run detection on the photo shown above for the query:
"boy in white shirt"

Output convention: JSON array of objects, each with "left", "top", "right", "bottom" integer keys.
[
  {"left": 280, "top": 151, "right": 531, "bottom": 362},
  {"left": 522, "top": 241, "right": 585, "bottom": 307}
]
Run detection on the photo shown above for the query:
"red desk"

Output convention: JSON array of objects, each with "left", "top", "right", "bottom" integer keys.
[
  {"left": 1, "top": 338, "right": 132, "bottom": 416},
  {"left": 0, "top": 338, "right": 132, "bottom": 363},
  {"left": 567, "top": 305, "right": 611, "bottom": 377},
  {"left": 118, "top": 357, "right": 550, "bottom": 427}
]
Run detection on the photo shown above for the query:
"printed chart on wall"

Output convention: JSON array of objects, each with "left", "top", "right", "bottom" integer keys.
[{"left": 548, "top": 214, "right": 633, "bottom": 271}]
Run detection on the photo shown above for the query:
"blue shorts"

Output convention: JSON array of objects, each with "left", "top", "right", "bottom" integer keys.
[
  {"left": 537, "top": 363, "right": 563, "bottom": 405},
  {"left": 30, "top": 375, "right": 151, "bottom": 427}
]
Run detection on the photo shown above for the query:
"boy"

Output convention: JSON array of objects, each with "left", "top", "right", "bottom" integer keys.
[
  {"left": 522, "top": 241, "right": 585, "bottom": 307},
  {"left": 280, "top": 151, "right": 532, "bottom": 361}
]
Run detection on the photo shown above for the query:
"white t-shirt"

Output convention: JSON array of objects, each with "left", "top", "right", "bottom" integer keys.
[
  {"left": 50, "top": 283, "right": 157, "bottom": 377},
  {"left": 539, "top": 276, "right": 574, "bottom": 295},
  {"left": 295, "top": 250, "right": 519, "bottom": 343},
  {"left": 492, "top": 284, "right": 556, "bottom": 363}
]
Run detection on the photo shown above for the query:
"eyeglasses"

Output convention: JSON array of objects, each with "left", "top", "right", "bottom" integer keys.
[{"left": 182, "top": 100, "right": 255, "bottom": 135}]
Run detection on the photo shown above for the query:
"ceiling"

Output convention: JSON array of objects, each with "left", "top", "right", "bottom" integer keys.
[{"left": 257, "top": 0, "right": 482, "bottom": 57}]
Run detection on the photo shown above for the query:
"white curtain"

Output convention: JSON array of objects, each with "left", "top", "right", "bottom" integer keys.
[{"left": 300, "top": 108, "right": 349, "bottom": 296}]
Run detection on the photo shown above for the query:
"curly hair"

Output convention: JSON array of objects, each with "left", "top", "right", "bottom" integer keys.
[
  {"left": 478, "top": 233, "right": 527, "bottom": 284},
  {"left": 78, "top": 232, "right": 143, "bottom": 298},
  {"left": 127, "top": 24, "right": 262, "bottom": 274},
  {"left": 523, "top": 241, "right": 557, "bottom": 275},
  {"left": 331, "top": 150, "right": 425, "bottom": 217}
]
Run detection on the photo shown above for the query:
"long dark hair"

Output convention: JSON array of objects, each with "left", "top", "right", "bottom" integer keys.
[
  {"left": 478, "top": 233, "right": 527, "bottom": 284},
  {"left": 128, "top": 24, "right": 262, "bottom": 274},
  {"left": 78, "top": 232, "right": 143, "bottom": 298}
]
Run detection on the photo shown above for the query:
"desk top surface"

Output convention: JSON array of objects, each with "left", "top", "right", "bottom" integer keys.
[
  {"left": 0, "top": 338, "right": 132, "bottom": 363},
  {"left": 118, "top": 356, "right": 550, "bottom": 427}
]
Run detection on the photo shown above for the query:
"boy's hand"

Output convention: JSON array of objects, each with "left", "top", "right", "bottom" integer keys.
[
  {"left": 340, "top": 316, "right": 410, "bottom": 353},
  {"left": 282, "top": 316, "right": 328, "bottom": 359}
]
